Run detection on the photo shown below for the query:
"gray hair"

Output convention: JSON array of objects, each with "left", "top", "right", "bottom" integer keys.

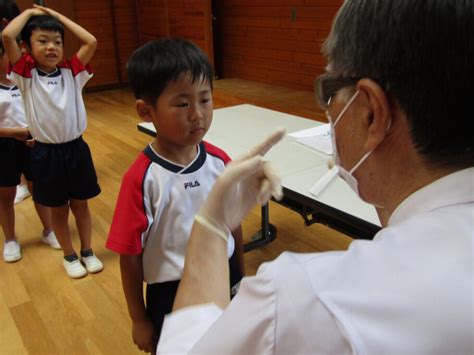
[{"left": 323, "top": 0, "right": 474, "bottom": 169}]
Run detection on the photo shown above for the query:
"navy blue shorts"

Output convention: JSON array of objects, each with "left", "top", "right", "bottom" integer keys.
[
  {"left": 146, "top": 253, "right": 243, "bottom": 342},
  {"left": 0, "top": 137, "right": 32, "bottom": 187},
  {"left": 30, "top": 136, "right": 101, "bottom": 207}
]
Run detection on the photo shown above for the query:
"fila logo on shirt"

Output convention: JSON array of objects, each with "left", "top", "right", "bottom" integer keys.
[
  {"left": 184, "top": 181, "right": 200, "bottom": 189},
  {"left": 47, "top": 81, "right": 58, "bottom": 86}
]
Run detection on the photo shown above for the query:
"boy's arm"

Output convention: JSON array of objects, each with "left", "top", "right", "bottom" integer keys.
[
  {"left": 1, "top": 8, "right": 42, "bottom": 65},
  {"left": 232, "top": 225, "right": 245, "bottom": 276},
  {"left": 0, "top": 127, "right": 29, "bottom": 141},
  {"left": 120, "top": 254, "right": 157, "bottom": 353},
  {"left": 33, "top": 5, "right": 97, "bottom": 65}
]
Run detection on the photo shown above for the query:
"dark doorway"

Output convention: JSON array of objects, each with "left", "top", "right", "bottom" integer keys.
[{"left": 211, "top": 0, "right": 223, "bottom": 79}]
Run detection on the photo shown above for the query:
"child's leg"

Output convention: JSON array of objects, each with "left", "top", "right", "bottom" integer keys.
[
  {"left": 0, "top": 186, "right": 17, "bottom": 241},
  {"left": 51, "top": 204, "right": 75, "bottom": 255},
  {"left": 70, "top": 198, "right": 103, "bottom": 273},
  {"left": 25, "top": 180, "right": 53, "bottom": 236},
  {"left": 14, "top": 175, "right": 31, "bottom": 204},
  {"left": 69, "top": 199, "right": 91, "bottom": 251}
]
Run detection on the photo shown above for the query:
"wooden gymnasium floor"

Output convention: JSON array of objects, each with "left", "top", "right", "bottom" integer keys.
[{"left": 0, "top": 78, "right": 352, "bottom": 354}]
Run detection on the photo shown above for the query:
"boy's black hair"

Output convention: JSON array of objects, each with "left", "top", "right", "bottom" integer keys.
[
  {"left": 127, "top": 38, "right": 214, "bottom": 104},
  {"left": 21, "top": 15, "right": 64, "bottom": 47},
  {"left": 1, "top": 0, "right": 20, "bottom": 52},
  {"left": 0, "top": 0, "right": 20, "bottom": 28}
]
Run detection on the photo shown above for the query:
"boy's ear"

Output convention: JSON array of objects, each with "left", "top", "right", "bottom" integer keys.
[
  {"left": 20, "top": 41, "right": 30, "bottom": 54},
  {"left": 135, "top": 99, "right": 154, "bottom": 122}
]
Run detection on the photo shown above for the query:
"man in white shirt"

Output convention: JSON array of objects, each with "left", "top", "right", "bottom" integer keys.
[{"left": 157, "top": 0, "right": 474, "bottom": 353}]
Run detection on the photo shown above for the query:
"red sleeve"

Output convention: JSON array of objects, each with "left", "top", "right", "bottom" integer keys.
[
  {"left": 203, "top": 141, "right": 232, "bottom": 165},
  {"left": 8, "top": 53, "right": 35, "bottom": 78},
  {"left": 106, "top": 153, "right": 151, "bottom": 255},
  {"left": 59, "top": 53, "right": 93, "bottom": 77}
]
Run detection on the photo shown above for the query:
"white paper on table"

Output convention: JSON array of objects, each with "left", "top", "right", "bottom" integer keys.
[
  {"left": 288, "top": 124, "right": 333, "bottom": 155},
  {"left": 309, "top": 166, "right": 339, "bottom": 197}
]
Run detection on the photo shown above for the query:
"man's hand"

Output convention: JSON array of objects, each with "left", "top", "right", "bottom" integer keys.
[
  {"left": 132, "top": 318, "right": 157, "bottom": 353},
  {"left": 196, "top": 128, "right": 286, "bottom": 240}
]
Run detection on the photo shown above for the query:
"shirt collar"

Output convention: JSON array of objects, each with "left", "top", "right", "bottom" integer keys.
[
  {"left": 388, "top": 167, "right": 474, "bottom": 226},
  {"left": 0, "top": 84, "right": 18, "bottom": 91},
  {"left": 143, "top": 142, "right": 206, "bottom": 174},
  {"left": 37, "top": 67, "right": 61, "bottom": 77}
]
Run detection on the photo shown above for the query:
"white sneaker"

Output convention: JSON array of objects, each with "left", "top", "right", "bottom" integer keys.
[
  {"left": 63, "top": 258, "right": 87, "bottom": 278},
  {"left": 14, "top": 185, "right": 31, "bottom": 204},
  {"left": 3, "top": 240, "right": 21, "bottom": 262},
  {"left": 81, "top": 254, "right": 104, "bottom": 273},
  {"left": 42, "top": 231, "right": 61, "bottom": 250}
]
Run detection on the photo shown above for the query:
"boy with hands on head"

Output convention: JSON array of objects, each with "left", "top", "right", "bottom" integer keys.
[
  {"left": 0, "top": 1, "right": 58, "bottom": 262},
  {"left": 2, "top": 5, "right": 103, "bottom": 277},
  {"left": 106, "top": 38, "right": 245, "bottom": 353}
]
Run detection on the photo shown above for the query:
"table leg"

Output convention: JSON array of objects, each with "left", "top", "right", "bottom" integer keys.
[{"left": 243, "top": 204, "right": 277, "bottom": 252}]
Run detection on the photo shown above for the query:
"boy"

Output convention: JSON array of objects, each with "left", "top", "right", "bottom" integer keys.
[
  {"left": 2, "top": 5, "right": 103, "bottom": 277},
  {"left": 1, "top": 0, "right": 59, "bottom": 262},
  {"left": 106, "top": 39, "right": 245, "bottom": 352}
]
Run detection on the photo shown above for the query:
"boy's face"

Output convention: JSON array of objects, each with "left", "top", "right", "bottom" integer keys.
[
  {"left": 139, "top": 72, "right": 213, "bottom": 150},
  {"left": 27, "top": 29, "right": 63, "bottom": 73}
]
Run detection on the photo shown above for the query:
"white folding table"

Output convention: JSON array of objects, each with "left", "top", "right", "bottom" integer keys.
[{"left": 138, "top": 104, "right": 381, "bottom": 251}]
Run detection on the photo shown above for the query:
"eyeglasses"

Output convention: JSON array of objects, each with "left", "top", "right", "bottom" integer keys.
[{"left": 314, "top": 74, "right": 360, "bottom": 110}]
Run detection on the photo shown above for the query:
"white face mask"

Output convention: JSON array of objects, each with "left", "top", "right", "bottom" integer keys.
[{"left": 328, "top": 91, "right": 385, "bottom": 202}]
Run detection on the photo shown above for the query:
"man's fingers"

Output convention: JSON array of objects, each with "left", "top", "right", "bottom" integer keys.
[
  {"left": 236, "top": 128, "right": 286, "bottom": 162},
  {"left": 256, "top": 163, "right": 282, "bottom": 204},
  {"left": 263, "top": 162, "right": 283, "bottom": 200},
  {"left": 223, "top": 155, "right": 263, "bottom": 184},
  {"left": 248, "top": 127, "right": 286, "bottom": 157}
]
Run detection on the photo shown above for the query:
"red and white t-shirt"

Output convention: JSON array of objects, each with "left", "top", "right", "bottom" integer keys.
[
  {"left": 106, "top": 141, "right": 235, "bottom": 284},
  {"left": 0, "top": 84, "right": 26, "bottom": 129},
  {"left": 8, "top": 53, "right": 93, "bottom": 143}
]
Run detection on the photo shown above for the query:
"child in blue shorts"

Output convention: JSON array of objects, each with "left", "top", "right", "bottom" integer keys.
[
  {"left": 106, "top": 39, "right": 245, "bottom": 352},
  {"left": 0, "top": 0, "right": 59, "bottom": 262},
  {"left": 2, "top": 5, "right": 103, "bottom": 278}
]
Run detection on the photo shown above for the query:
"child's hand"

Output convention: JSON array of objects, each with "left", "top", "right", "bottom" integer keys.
[
  {"left": 28, "top": 7, "right": 47, "bottom": 17},
  {"left": 12, "top": 127, "right": 30, "bottom": 142},
  {"left": 25, "top": 138, "right": 35, "bottom": 148},
  {"left": 32, "top": 4, "right": 60, "bottom": 19},
  {"left": 132, "top": 318, "right": 157, "bottom": 353}
]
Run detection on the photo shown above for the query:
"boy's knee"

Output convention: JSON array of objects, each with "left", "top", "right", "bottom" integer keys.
[{"left": 70, "top": 199, "right": 89, "bottom": 212}]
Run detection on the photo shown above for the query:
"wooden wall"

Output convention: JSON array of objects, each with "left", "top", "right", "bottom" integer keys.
[
  {"left": 16, "top": 0, "right": 342, "bottom": 90},
  {"left": 113, "top": 0, "right": 139, "bottom": 83},
  {"left": 74, "top": 0, "right": 138, "bottom": 87},
  {"left": 136, "top": 0, "right": 168, "bottom": 43},
  {"left": 215, "top": 0, "right": 343, "bottom": 91},
  {"left": 136, "top": 0, "right": 213, "bottom": 65}
]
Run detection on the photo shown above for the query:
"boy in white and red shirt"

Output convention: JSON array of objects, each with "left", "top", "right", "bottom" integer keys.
[
  {"left": 2, "top": 5, "right": 103, "bottom": 278},
  {"left": 0, "top": 33, "right": 59, "bottom": 262},
  {"left": 106, "top": 39, "right": 245, "bottom": 353}
]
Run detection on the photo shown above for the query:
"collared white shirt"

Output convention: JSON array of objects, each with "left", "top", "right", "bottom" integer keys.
[
  {"left": 107, "top": 141, "right": 235, "bottom": 284},
  {"left": 158, "top": 168, "right": 474, "bottom": 354},
  {"left": 0, "top": 84, "right": 26, "bottom": 128},
  {"left": 8, "top": 54, "right": 92, "bottom": 144}
]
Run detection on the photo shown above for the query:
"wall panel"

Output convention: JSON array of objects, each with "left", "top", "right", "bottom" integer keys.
[
  {"left": 136, "top": 0, "right": 213, "bottom": 66},
  {"left": 74, "top": 0, "right": 119, "bottom": 87},
  {"left": 216, "top": 0, "right": 342, "bottom": 90}
]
